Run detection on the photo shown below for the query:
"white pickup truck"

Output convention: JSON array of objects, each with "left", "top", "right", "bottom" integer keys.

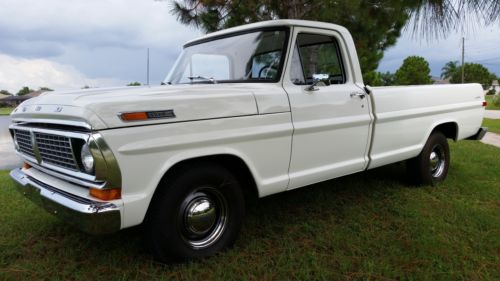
[{"left": 8, "top": 20, "right": 487, "bottom": 262}]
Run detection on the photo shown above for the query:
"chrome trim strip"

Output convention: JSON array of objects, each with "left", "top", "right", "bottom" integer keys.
[
  {"left": 15, "top": 151, "right": 97, "bottom": 182},
  {"left": 31, "top": 130, "right": 42, "bottom": 164},
  {"left": 90, "top": 133, "right": 122, "bottom": 189},
  {"left": 24, "top": 159, "right": 105, "bottom": 189},
  {"left": 11, "top": 118, "right": 93, "bottom": 130},
  {"left": 10, "top": 124, "right": 90, "bottom": 140},
  {"left": 9, "top": 168, "right": 121, "bottom": 234}
]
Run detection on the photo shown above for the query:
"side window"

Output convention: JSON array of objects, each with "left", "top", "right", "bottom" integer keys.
[{"left": 290, "top": 33, "right": 346, "bottom": 85}]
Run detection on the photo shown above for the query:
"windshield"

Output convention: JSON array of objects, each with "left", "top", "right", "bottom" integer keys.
[{"left": 165, "top": 29, "right": 289, "bottom": 84}]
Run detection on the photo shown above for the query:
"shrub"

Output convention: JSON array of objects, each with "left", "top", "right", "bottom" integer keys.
[
  {"left": 493, "top": 95, "right": 500, "bottom": 106},
  {"left": 486, "top": 88, "right": 496, "bottom": 95}
]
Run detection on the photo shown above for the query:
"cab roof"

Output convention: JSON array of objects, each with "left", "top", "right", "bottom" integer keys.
[{"left": 184, "top": 19, "right": 350, "bottom": 47}]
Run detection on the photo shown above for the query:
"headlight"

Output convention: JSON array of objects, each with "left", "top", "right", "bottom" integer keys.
[{"left": 80, "top": 143, "right": 94, "bottom": 173}]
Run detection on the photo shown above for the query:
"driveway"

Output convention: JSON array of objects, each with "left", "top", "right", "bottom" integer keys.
[
  {"left": 484, "top": 110, "right": 500, "bottom": 119},
  {"left": 0, "top": 116, "right": 21, "bottom": 170}
]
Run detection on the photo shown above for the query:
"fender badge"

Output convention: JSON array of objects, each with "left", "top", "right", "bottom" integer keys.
[
  {"left": 55, "top": 106, "right": 63, "bottom": 112},
  {"left": 35, "top": 106, "right": 42, "bottom": 111},
  {"left": 119, "top": 109, "right": 176, "bottom": 122},
  {"left": 22, "top": 107, "right": 27, "bottom": 112}
]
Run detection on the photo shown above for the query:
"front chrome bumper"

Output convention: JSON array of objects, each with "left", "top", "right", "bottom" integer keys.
[{"left": 9, "top": 168, "right": 121, "bottom": 234}]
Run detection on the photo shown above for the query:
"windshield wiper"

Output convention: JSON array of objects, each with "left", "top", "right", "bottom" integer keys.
[{"left": 187, "top": 76, "right": 217, "bottom": 84}]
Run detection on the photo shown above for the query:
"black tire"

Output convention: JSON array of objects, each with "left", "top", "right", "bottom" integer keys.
[
  {"left": 407, "top": 131, "right": 450, "bottom": 186},
  {"left": 144, "top": 163, "right": 245, "bottom": 263}
]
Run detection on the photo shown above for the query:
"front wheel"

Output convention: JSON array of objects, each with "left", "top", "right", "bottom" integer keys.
[
  {"left": 407, "top": 131, "right": 450, "bottom": 186},
  {"left": 145, "top": 164, "right": 245, "bottom": 262}
]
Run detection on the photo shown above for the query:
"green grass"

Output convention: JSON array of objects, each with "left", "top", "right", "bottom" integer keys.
[
  {"left": 0, "top": 142, "right": 499, "bottom": 280},
  {"left": 485, "top": 95, "right": 500, "bottom": 110},
  {"left": 0, "top": 107, "right": 14, "bottom": 115},
  {"left": 483, "top": 118, "right": 500, "bottom": 134}
]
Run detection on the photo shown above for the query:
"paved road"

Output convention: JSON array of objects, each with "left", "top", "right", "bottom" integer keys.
[
  {"left": 0, "top": 116, "right": 21, "bottom": 170},
  {"left": 485, "top": 110, "right": 500, "bottom": 119}
]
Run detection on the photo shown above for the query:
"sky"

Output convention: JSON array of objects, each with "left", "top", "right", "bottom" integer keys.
[{"left": 0, "top": 0, "right": 499, "bottom": 93}]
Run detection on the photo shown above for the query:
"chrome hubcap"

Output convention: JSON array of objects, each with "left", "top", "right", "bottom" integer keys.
[
  {"left": 185, "top": 198, "right": 216, "bottom": 235},
  {"left": 429, "top": 145, "right": 445, "bottom": 178},
  {"left": 178, "top": 187, "right": 228, "bottom": 249}
]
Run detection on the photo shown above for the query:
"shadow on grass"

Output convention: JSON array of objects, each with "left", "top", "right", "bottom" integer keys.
[{"left": 22, "top": 161, "right": 411, "bottom": 266}]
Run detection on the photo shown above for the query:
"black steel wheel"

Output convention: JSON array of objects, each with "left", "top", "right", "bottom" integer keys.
[
  {"left": 407, "top": 131, "right": 450, "bottom": 186},
  {"left": 145, "top": 163, "right": 245, "bottom": 262}
]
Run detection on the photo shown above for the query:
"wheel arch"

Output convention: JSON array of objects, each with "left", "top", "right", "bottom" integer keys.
[
  {"left": 425, "top": 120, "right": 459, "bottom": 142},
  {"left": 144, "top": 152, "right": 260, "bottom": 223}
]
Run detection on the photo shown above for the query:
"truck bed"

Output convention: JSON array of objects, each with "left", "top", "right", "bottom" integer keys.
[{"left": 367, "top": 83, "right": 485, "bottom": 169}]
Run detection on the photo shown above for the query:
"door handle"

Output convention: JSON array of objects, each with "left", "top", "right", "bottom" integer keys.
[{"left": 350, "top": 92, "right": 366, "bottom": 99}]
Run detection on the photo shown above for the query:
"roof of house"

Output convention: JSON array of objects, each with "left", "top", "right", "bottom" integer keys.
[{"left": 2, "top": 90, "right": 47, "bottom": 101}]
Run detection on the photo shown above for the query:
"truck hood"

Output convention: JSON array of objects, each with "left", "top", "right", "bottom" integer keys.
[{"left": 10, "top": 85, "right": 258, "bottom": 130}]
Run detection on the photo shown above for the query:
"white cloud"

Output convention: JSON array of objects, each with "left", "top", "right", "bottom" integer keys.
[
  {"left": 0, "top": 0, "right": 200, "bottom": 55},
  {"left": 0, "top": 0, "right": 201, "bottom": 90},
  {"left": 0, "top": 54, "right": 125, "bottom": 93}
]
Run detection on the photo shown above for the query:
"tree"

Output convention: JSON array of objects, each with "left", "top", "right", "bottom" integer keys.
[
  {"left": 368, "top": 71, "right": 395, "bottom": 86},
  {"left": 449, "top": 63, "right": 496, "bottom": 90},
  {"left": 16, "top": 86, "right": 34, "bottom": 96},
  {"left": 172, "top": 0, "right": 411, "bottom": 85},
  {"left": 170, "top": 1, "right": 500, "bottom": 84},
  {"left": 440, "top": 61, "right": 459, "bottom": 79},
  {"left": 408, "top": 0, "right": 500, "bottom": 40},
  {"left": 127, "top": 82, "right": 142, "bottom": 86},
  {"left": 0, "top": 90, "right": 12, "bottom": 96},
  {"left": 394, "top": 56, "right": 432, "bottom": 85}
]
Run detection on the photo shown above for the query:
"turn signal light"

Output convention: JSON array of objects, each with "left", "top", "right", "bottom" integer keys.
[
  {"left": 89, "top": 188, "right": 121, "bottom": 200},
  {"left": 482, "top": 101, "right": 487, "bottom": 107},
  {"left": 22, "top": 162, "right": 31, "bottom": 170},
  {"left": 120, "top": 112, "right": 148, "bottom": 121}
]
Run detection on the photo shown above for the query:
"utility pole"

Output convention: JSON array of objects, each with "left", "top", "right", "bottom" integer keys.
[
  {"left": 146, "top": 48, "right": 150, "bottom": 86},
  {"left": 461, "top": 37, "right": 465, "bottom": 83}
]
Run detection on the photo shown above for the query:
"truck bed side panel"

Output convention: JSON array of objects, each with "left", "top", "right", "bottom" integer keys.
[{"left": 368, "top": 83, "right": 484, "bottom": 169}]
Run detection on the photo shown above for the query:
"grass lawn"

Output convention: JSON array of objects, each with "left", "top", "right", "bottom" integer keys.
[
  {"left": 485, "top": 95, "right": 500, "bottom": 110},
  {"left": 0, "top": 141, "right": 498, "bottom": 280},
  {"left": 0, "top": 107, "right": 14, "bottom": 115},
  {"left": 483, "top": 118, "right": 500, "bottom": 134}
]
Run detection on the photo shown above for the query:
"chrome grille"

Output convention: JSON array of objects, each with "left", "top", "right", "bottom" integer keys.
[
  {"left": 34, "top": 132, "right": 78, "bottom": 170},
  {"left": 13, "top": 129, "right": 79, "bottom": 171},
  {"left": 14, "top": 130, "right": 35, "bottom": 158}
]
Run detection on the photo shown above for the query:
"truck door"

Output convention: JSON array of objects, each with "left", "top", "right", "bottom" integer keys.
[{"left": 283, "top": 27, "right": 373, "bottom": 189}]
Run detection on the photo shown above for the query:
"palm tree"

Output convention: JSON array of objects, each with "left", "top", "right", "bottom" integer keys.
[
  {"left": 408, "top": 0, "right": 500, "bottom": 40},
  {"left": 440, "top": 61, "right": 459, "bottom": 79}
]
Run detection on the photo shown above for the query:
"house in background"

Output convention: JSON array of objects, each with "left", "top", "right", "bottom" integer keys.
[
  {"left": 490, "top": 80, "right": 499, "bottom": 94},
  {"left": 432, "top": 77, "right": 450, "bottom": 85},
  {"left": 0, "top": 92, "right": 11, "bottom": 106},
  {"left": 1, "top": 90, "right": 47, "bottom": 107}
]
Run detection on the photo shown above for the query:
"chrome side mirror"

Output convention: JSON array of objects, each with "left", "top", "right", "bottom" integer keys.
[{"left": 305, "top": 74, "right": 329, "bottom": 92}]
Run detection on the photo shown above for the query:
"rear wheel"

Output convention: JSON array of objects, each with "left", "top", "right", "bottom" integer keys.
[
  {"left": 407, "top": 131, "right": 450, "bottom": 185},
  {"left": 145, "top": 164, "right": 245, "bottom": 262}
]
